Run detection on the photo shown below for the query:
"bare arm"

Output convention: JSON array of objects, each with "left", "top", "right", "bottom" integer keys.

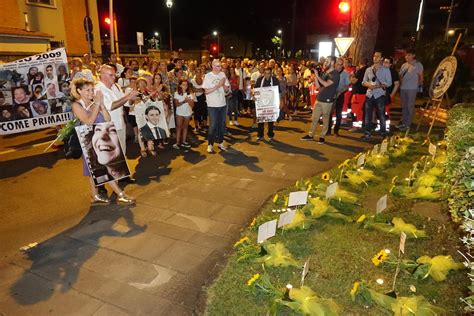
[
  {"left": 72, "top": 101, "right": 100, "bottom": 125},
  {"left": 315, "top": 72, "right": 334, "bottom": 88},
  {"left": 391, "top": 80, "right": 400, "bottom": 98},
  {"left": 109, "top": 90, "right": 138, "bottom": 110}
]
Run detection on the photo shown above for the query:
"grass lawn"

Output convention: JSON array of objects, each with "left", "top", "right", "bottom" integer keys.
[{"left": 205, "top": 136, "right": 467, "bottom": 315}]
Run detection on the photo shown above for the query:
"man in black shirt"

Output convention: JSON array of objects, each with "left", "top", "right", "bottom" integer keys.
[
  {"left": 349, "top": 58, "right": 368, "bottom": 131},
  {"left": 255, "top": 67, "right": 281, "bottom": 141},
  {"left": 301, "top": 56, "right": 342, "bottom": 144}
]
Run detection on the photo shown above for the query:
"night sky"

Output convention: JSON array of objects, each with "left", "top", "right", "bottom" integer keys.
[
  {"left": 97, "top": 0, "right": 343, "bottom": 51},
  {"left": 97, "top": 0, "right": 473, "bottom": 54}
]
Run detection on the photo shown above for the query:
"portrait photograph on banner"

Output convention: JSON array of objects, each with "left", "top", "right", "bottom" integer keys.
[
  {"left": 254, "top": 85, "right": 280, "bottom": 123},
  {"left": 0, "top": 48, "right": 73, "bottom": 135},
  {"left": 75, "top": 122, "right": 131, "bottom": 186}
]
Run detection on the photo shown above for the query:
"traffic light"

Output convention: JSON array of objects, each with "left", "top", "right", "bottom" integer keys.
[
  {"left": 211, "top": 44, "right": 218, "bottom": 53},
  {"left": 338, "top": 1, "right": 350, "bottom": 14},
  {"left": 104, "top": 17, "right": 111, "bottom": 25}
]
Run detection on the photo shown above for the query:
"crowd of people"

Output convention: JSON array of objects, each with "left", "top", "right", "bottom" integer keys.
[{"left": 64, "top": 48, "right": 423, "bottom": 204}]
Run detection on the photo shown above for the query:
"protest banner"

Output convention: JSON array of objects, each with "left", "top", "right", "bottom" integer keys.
[
  {"left": 254, "top": 85, "right": 280, "bottom": 123},
  {"left": 76, "top": 122, "right": 131, "bottom": 186},
  {"left": 0, "top": 48, "right": 73, "bottom": 135}
]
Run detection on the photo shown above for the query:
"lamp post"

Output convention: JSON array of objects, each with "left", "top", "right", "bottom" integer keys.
[
  {"left": 213, "top": 30, "right": 219, "bottom": 56},
  {"left": 277, "top": 29, "right": 283, "bottom": 58},
  {"left": 109, "top": 0, "right": 114, "bottom": 53},
  {"left": 166, "top": 0, "right": 173, "bottom": 51},
  {"left": 154, "top": 31, "right": 162, "bottom": 49}
]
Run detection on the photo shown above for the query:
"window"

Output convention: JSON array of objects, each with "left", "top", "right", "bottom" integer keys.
[{"left": 26, "top": 0, "right": 56, "bottom": 8}]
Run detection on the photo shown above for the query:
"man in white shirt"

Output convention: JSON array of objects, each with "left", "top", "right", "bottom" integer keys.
[
  {"left": 95, "top": 65, "right": 138, "bottom": 153},
  {"left": 202, "top": 59, "right": 230, "bottom": 153}
]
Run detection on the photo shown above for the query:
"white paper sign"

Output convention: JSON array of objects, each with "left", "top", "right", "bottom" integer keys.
[
  {"left": 257, "top": 219, "right": 277, "bottom": 244},
  {"left": 136, "top": 32, "right": 144, "bottom": 46},
  {"left": 325, "top": 182, "right": 338, "bottom": 199},
  {"left": 380, "top": 141, "right": 388, "bottom": 154},
  {"left": 301, "top": 257, "right": 311, "bottom": 286},
  {"left": 278, "top": 210, "right": 297, "bottom": 228},
  {"left": 254, "top": 86, "right": 280, "bottom": 123},
  {"left": 372, "top": 144, "right": 380, "bottom": 155},
  {"left": 288, "top": 191, "right": 309, "bottom": 207},
  {"left": 399, "top": 232, "right": 407, "bottom": 254},
  {"left": 376, "top": 195, "right": 388, "bottom": 214},
  {"left": 428, "top": 143, "right": 437, "bottom": 157},
  {"left": 357, "top": 154, "right": 366, "bottom": 167}
]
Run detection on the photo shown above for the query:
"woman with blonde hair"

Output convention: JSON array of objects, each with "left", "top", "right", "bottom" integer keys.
[{"left": 71, "top": 78, "right": 135, "bottom": 204}]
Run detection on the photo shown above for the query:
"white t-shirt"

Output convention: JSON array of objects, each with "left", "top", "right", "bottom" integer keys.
[
  {"left": 95, "top": 81, "right": 125, "bottom": 130},
  {"left": 191, "top": 78, "right": 204, "bottom": 97},
  {"left": 174, "top": 92, "right": 194, "bottom": 117},
  {"left": 250, "top": 71, "right": 262, "bottom": 83},
  {"left": 235, "top": 67, "right": 247, "bottom": 90},
  {"left": 202, "top": 71, "right": 229, "bottom": 108}
]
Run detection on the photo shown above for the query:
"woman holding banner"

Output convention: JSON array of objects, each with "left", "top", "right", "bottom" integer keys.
[{"left": 71, "top": 78, "right": 135, "bottom": 204}]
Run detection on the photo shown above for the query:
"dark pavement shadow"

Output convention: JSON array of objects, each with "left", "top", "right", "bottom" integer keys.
[
  {"left": 323, "top": 140, "right": 368, "bottom": 153},
  {"left": 219, "top": 147, "right": 262, "bottom": 172},
  {"left": 0, "top": 151, "right": 62, "bottom": 179},
  {"left": 267, "top": 139, "right": 328, "bottom": 161},
  {"left": 5, "top": 135, "right": 57, "bottom": 150},
  {"left": 10, "top": 204, "right": 146, "bottom": 305}
]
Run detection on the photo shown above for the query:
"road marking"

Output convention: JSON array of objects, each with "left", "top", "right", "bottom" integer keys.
[{"left": 0, "top": 140, "right": 54, "bottom": 156}]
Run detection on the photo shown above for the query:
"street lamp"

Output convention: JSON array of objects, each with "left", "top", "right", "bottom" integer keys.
[
  {"left": 277, "top": 29, "right": 283, "bottom": 57},
  {"left": 153, "top": 31, "right": 161, "bottom": 49},
  {"left": 213, "top": 30, "right": 219, "bottom": 56},
  {"left": 166, "top": 0, "right": 173, "bottom": 51}
]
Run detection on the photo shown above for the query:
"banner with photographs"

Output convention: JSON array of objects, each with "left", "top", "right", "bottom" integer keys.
[
  {"left": 254, "top": 86, "right": 280, "bottom": 123},
  {"left": 76, "top": 122, "right": 131, "bottom": 186},
  {"left": 0, "top": 48, "right": 73, "bottom": 135}
]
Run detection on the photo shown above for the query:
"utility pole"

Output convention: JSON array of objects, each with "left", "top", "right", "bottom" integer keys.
[
  {"left": 109, "top": 0, "right": 114, "bottom": 53},
  {"left": 444, "top": 0, "right": 455, "bottom": 41}
]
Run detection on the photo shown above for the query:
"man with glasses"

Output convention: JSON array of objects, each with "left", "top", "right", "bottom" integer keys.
[
  {"left": 254, "top": 67, "right": 281, "bottom": 141},
  {"left": 301, "top": 56, "right": 341, "bottom": 144},
  {"left": 95, "top": 65, "right": 139, "bottom": 153},
  {"left": 202, "top": 59, "right": 230, "bottom": 153}
]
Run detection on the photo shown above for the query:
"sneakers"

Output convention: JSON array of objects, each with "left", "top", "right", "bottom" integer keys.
[
  {"left": 172, "top": 144, "right": 180, "bottom": 150},
  {"left": 207, "top": 144, "right": 214, "bottom": 153},
  {"left": 301, "top": 135, "right": 313, "bottom": 141},
  {"left": 218, "top": 142, "right": 227, "bottom": 151},
  {"left": 318, "top": 137, "right": 325, "bottom": 144},
  {"left": 396, "top": 124, "right": 407, "bottom": 131},
  {"left": 181, "top": 142, "right": 191, "bottom": 148},
  {"left": 233, "top": 120, "right": 239, "bottom": 126},
  {"left": 256, "top": 137, "right": 263, "bottom": 142},
  {"left": 268, "top": 137, "right": 274, "bottom": 142}
]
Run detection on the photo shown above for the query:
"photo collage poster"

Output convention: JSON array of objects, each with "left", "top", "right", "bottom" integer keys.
[
  {"left": 0, "top": 48, "right": 74, "bottom": 135},
  {"left": 254, "top": 85, "right": 280, "bottom": 123},
  {"left": 75, "top": 122, "right": 131, "bottom": 186}
]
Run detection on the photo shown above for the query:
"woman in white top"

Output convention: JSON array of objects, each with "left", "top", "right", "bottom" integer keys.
[{"left": 173, "top": 79, "right": 194, "bottom": 149}]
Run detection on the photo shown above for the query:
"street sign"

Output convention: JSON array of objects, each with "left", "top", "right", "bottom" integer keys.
[
  {"left": 334, "top": 37, "right": 354, "bottom": 56},
  {"left": 83, "top": 16, "right": 93, "bottom": 33},
  {"left": 136, "top": 32, "right": 144, "bottom": 46}
]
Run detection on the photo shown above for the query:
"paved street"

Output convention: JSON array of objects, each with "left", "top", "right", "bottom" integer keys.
[{"left": 0, "top": 109, "right": 389, "bottom": 315}]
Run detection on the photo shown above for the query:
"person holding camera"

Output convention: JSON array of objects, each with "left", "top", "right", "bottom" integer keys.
[
  {"left": 361, "top": 51, "right": 392, "bottom": 139},
  {"left": 301, "top": 56, "right": 341, "bottom": 144}
]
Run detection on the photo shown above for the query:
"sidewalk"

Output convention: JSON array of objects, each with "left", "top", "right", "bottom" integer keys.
[{"left": 0, "top": 113, "right": 379, "bottom": 315}]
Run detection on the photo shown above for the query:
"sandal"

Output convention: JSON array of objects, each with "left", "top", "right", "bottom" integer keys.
[{"left": 140, "top": 150, "right": 147, "bottom": 158}]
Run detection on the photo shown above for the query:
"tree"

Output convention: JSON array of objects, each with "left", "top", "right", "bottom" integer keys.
[{"left": 349, "top": 0, "right": 380, "bottom": 64}]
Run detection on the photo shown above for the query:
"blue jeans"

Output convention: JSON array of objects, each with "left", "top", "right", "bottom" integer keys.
[
  {"left": 227, "top": 90, "right": 239, "bottom": 121},
  {"left": 364, "top": 95, "right": 387, "bottom": 134},
  {"left": 207, "top": 106, "right": 226, "bottom": 145}
]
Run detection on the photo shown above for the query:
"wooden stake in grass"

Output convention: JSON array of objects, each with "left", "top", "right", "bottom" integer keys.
[{"left": 390, "top": 232, "right": 407, "bottom": 296}]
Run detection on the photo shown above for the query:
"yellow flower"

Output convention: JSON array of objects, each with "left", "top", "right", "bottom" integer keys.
[
  {"left": 295, "top": 180, "right": 300, "bottom": 187},
  {"left": 389, "top": 184, "right": 395, "bottom": 193},
  {"left": 350, "top": 282, "right": 360, "bottom": 299},
  {"left": 250, "top": 218, "right": 256, "bottom": 227},
  {"left": 234, "top": 236, "right": 250, "bottom": 248},
  {"left": 391, "top": 175, "right": 399, "bottom": 185},
  {"left": 304, "top": 180, "right": 311, "bottom": 186},
  {"left": 338, "top": 159, "right": 350, "bottom": 169},
  {"left": 356, "top": 214, "right": 366, "bottom": 223},
  {"left": 321, "top": 172, "right": 330, "bottom": 181},
  {"left": 247, "top": 273, "right": 260, "bottom": 286},
  {"left": 307, "top": 183, "right": 313, "bottom": 192},
  {"left": 272, "top": 194, "right": 279, "bottom": 203},
  {"left": 284, "top": 196, "right": 289, "bottom": 207},
  {"left": 371, "top": 249, "right": 389, "bottom": 266}
]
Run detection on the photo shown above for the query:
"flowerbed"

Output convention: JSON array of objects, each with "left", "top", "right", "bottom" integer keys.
[{"left": 205, "top": 133, "right": 469, "bottom": 315}]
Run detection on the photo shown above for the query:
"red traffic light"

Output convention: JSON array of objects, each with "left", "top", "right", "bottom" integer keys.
[
  {"left": 339, "top": 1, "right": 350, "bottom": 13},
  {"left": 104, "top": 17, "right": 111, "bottom": 25},
  {"left": 211, "top": 45, "right": 217, "bottom": 52}
]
